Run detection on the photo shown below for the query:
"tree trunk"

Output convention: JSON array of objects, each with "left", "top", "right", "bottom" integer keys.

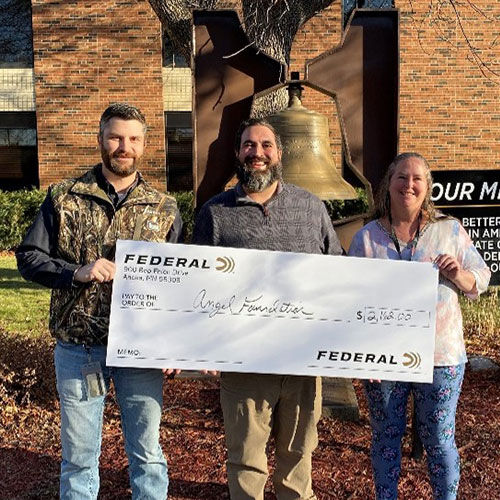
[
  {"left": 148, "top": 0, "right": 220, "bottom": 62},
  {"left": 148, "top": 0, "right": 337, "bottom": 114}
]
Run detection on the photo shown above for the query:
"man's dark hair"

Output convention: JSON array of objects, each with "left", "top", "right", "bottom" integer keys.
[
  {"left": 99, "top": 102, "right": 147, "bottom": 137},
  {"left": 234, "top": 117, "right": 283, "bottom": 152}
]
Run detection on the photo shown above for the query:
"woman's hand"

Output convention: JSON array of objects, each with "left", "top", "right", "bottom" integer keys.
[{"left": 434, "top": 254, "right": 477, "bottom": 294}]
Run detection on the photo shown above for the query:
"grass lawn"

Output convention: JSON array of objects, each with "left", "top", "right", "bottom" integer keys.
[{"left": 0, "top": 254, "right": 50, "bottom": 337}]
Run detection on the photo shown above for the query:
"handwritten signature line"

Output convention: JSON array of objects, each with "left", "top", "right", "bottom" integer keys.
[{"left": 118, "top": 306, "right": 429, "bottom": 327}]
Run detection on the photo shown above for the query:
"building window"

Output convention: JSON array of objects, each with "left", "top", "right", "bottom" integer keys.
[
  {"left": 343, "top": 0, "right": 395, "bottom": 27},
  {"left": 0, "top": 128, "right": 36, "bottom": 146},
  {"left": 0, "top": 0, "right": 34, "bottom": 67},
  {"left": 0, "top": 112, "right": 38, "bottom": 189},
  {"left": 162, "top": 30, "right": 189, "bottom": 68},
  {"left": 165, "top": 112, "right": 192, "bottom": 192}
]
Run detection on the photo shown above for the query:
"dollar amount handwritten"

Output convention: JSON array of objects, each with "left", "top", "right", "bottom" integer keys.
[{"left": 356, "top": 307, "right": 430, "bottom": 328}]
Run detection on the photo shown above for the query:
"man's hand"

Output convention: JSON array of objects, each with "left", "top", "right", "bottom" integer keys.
[
  {"left": 163, "top": 368, "right": 182, "bottom": 379},
  {"left": 74, "top": 258, "right": 116, "bottom": 283}
]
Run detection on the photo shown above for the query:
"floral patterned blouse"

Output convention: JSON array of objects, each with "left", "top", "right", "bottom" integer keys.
[{"left": 348, "top": 217, "right": 491, "bottom": 366}]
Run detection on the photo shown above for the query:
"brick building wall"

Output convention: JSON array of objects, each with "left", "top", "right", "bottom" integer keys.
[
  {"left": 31, "top": 0, "right": 165, "bottom": 190},
  {"left": 290, "top": 3, "right": 343, "bottom": 170},
  {"left": 29, "top": 1, "right": 499, "bottom": 190},
  {"left": 398, "top": 1, "right": 500, "bottom": 172}
]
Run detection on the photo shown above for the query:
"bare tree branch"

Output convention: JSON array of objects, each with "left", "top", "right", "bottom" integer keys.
[
  {"left": 403, "top": 0, "right": 499, "bottom": 82},
  {"left": 464, "top": 0, "right": 490, "bottom": 19},
  {"left": 222, "top": 41, "right": 256, "bottom": 59},
  {"left": 448, "top": 0, "right": 499, "bottom": 79}
]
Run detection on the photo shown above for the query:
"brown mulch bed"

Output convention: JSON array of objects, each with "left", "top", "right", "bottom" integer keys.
[{"left": 1, "top": 368, "right": 499, "bottom": 499}]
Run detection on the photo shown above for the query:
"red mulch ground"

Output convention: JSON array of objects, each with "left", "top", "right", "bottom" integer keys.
[{"left": 1, "top": 368, "right": 499, "bottom": 499}]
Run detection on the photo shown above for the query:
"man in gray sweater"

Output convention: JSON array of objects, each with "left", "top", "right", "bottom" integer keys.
[{"left": 193, "top": 117, "right": 343, "bottom": 500}]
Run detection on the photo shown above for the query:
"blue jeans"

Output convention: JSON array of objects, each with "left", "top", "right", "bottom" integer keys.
[
  {"left": 54, "top": 341, "right": 168, "bottom": 499},
  {"left": 364, "top": 365, "right": 465, "bottom": 500}
]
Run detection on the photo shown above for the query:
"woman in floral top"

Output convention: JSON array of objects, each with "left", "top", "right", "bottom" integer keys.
[{"left": 348, "top": 152, "right": 490, "bottom": 500}]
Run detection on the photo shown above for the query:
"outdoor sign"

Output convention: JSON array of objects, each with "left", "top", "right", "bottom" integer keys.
[{"left": 431, "top": 169, "right": 500, "bottom": 285}]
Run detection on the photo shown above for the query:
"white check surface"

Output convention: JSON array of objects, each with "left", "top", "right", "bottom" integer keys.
[{"left": 107, "top": 240, "right": 438, "bottom": 382}]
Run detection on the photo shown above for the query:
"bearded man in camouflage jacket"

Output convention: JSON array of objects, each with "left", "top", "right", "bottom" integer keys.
[{"left": 16, "top": 103, "right": 182, "bottom": 500}]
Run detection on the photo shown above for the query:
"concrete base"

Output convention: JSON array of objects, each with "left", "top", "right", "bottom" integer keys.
[
  {"left": 176, "top": 370, "right": 216, "bottom": 379},
  {"left": 468, "top": 355, "right": 500, "bottom": 371},
  {"left": 321, "top": 377, "right": 360, "bottom": 421}
]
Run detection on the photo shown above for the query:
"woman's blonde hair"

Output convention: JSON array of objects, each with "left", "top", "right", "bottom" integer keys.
[{"left": 375, "top": 152, "right": 438, "bottom": 221}]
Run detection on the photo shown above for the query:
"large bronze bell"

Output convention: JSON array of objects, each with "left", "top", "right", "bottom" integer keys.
[{"left": 266, "top": 83, "right": 357, "bottom": 200}]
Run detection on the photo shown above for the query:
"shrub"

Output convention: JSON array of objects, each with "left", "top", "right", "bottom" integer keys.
[
  {"left": 0, "top": 189, "right": 46, "bottom": 250},
  {"left": 323, "top": 188, "right": 370, "bottom": 221},
  {"left": 172, "top": 191, "right": 195, "bottom": 242},
  {"left": 0, "top": 189, "right": 197, "bottom": 251},
  {"left": 0, "top": 187, "right": 369, "bottom": 250}
]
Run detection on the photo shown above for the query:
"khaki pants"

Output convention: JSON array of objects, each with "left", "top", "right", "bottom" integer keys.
[{"left": 220, "top": 372, "right": 322, "bottom": 500}]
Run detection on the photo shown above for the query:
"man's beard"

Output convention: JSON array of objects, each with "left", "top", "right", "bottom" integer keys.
[
  {"left": 236, "top": 156, "right": 282, "bottom": 193},
  {"left": 101, "top": 147, "right": 142, "bottom": 177}
]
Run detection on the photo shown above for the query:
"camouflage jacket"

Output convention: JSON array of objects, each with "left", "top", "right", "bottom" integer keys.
[{"left": 47, "top": 166, "right": 178, "bottom": 345}]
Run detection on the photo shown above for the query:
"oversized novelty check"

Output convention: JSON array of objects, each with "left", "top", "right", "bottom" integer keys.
[{"left": 107, "top": 240, "right": 438, "bottom": 382}]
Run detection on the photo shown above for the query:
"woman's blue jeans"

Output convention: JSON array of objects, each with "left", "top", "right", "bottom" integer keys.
[{"left": 54, "top": 341, "right": 168, "bottom": 499}]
